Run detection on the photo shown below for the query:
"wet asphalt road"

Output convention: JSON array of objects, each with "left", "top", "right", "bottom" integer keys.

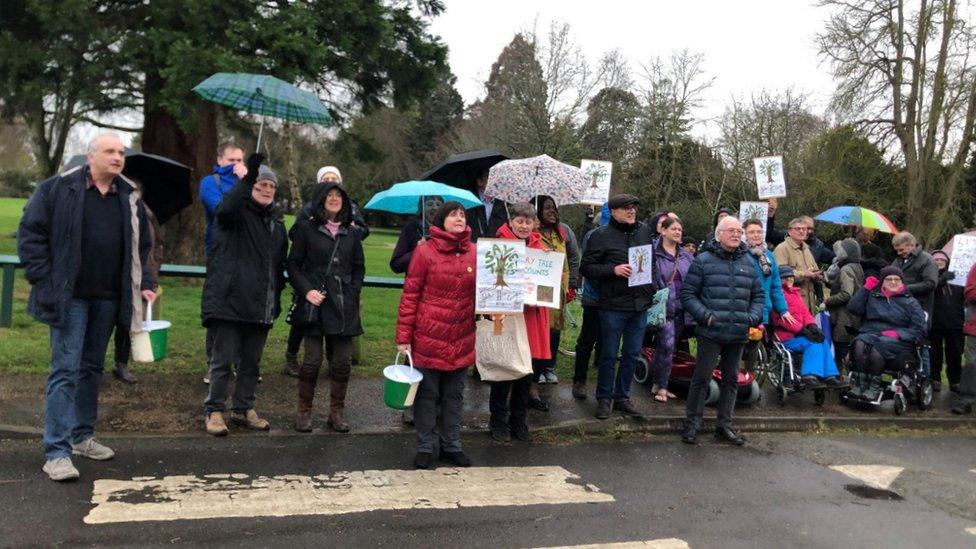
[{"left": 0, "top": 431, "right": 974, "bottom": 548}]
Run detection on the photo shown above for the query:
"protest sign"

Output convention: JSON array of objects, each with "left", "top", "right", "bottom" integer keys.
[
  {"left": 475, "top": 238, "right": 526, "bottom": 314},
  {"left": 754, "top": 156, "right": 786, "bottom": 199},
  {"left": 580, "top": 159, "right": 613, "bottom": 206},
  {"left": 948, "top": 234, "right": 976, "bottom": 287},
  {"left": 628, "top": 244, "right": 654, "bottom": 287},
  {"left": 739, "top": 201, "right": 769, "bottom": 239},
  {"left": 524, "top": 249, "right": 565, "bottom": 309}
]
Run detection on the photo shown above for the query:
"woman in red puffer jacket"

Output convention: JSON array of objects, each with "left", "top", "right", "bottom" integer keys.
[{"left": 396, "top": 201, "right": 476, "bottom": 470}]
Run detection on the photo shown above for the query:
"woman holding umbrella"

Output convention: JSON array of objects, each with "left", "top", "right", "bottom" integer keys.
[{"left": 390, "top": 196, "right": 445, "bottom": 274}]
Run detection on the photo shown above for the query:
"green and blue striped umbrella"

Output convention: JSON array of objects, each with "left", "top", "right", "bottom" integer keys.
[{"left": 193, "top": 73, "right": 333, "bottom": 148}]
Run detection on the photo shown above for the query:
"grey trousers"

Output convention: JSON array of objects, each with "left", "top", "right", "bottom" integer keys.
[
  {"left": 204, "top": 321, "right": 269, "bottom": 413},
  {"left": 953, "top": 336, "right": 976, "bottom": 407},
  {"left": 414, "top": 367, "right": 467, "bottom": 454}
]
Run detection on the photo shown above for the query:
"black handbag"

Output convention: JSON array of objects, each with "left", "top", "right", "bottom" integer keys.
[{"left": 286, "top": 233, "right": 341, "bottom": 328}]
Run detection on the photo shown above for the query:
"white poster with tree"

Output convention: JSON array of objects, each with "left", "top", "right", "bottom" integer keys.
[
  {"left": 628, "top": 244, "right": 654, "bottom": 287},
  {"left": 948, "top": 234, "right": 976, "bottom": 287},
  {"left": 524, "top": 249, "right": 565, "bottom": 309},
  {"left": 753, "top": 156, "right": 787, "bottom": 199},
  {"left": 738, "top": 201, "right": 769, "bottom": 240},
  {"left": 476, "top": 238, "right": 527, "bottom": 314},
  {"left": 580, "top": 159, "right": 613, "bottom": 206}
]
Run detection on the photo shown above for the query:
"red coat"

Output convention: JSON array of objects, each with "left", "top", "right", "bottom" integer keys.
[
  {"left": 772, "top": 283, "right": 814, "bottom": 341},
  {"left": 396, "top": 226, "right": 476, "bottom": 371},
  {"left": 965, "top": 263, "right": 976, "bottom": 337},
  {"left": 496, "top": 224, "right": 551, "bottom": 360}
]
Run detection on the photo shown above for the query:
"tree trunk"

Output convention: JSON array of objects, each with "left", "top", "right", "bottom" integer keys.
[
  {"left": 141, "top": 72, "right": 217, "bottom": 265},
  {"left": 495, "top": 256, "right": 508, "bottom": 287}
]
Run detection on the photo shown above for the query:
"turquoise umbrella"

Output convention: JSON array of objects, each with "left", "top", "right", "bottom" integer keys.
[
  {"left": 365, "top": 181, "right": 481, "bottom": 236},
  {"left": 192, "top": 73, "right": 333, "bottom": 150}
]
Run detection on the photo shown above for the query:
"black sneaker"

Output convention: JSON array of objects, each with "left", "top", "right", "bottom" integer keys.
[
  {"left": 595, "top": 399, "right": 611, "bottom": 420},
  {"left": 489, "top": 422, "right": 511, "bottom": 442},
  {"left": 439, "top": 451, "right": 472, "bottom": 467},
  {"left": 112, "top": 363, "right": 137, "bottom": 384},
  {"left": 714, "top": 426, "right": 746, "bottom": 446},
  {"left": 612, "top": 399, "right": 645, "bottom": 418},
  {"left": 681, "top": 426, "right": 698, "bottom": 445},
  {"left": 528, "top": 397, "right": 549, "bottom": 412},
  {"left": 414, "top": 452, "right": 434, "bottom": 470},
  {"left": 511, "top": 423, "right": 533, "bottom": 442}
]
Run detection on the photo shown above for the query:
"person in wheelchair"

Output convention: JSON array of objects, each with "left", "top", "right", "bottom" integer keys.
[
  {"left": 741, "top": 219, "right": 795, "bottom": 373},
  {"left": 846, "top": 266, "right": 927, "bottom": 401},
  {"left": 772, "top": 266, "right": 844, "bottom": 387}
]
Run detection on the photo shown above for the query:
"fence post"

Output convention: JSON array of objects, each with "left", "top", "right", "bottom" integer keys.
[{"left": 1, "top": 264, "right": 13, "bottom": 328}]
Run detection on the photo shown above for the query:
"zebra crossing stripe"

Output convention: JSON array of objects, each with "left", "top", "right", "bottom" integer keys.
[
  {"left": 84, "top": 466, "right": 614, "bottom": 524},
  {"left": 537, "top": 539, "right": 690, "bottom": 549},
  {"left": 829, "top": 465, "right": 905, "bottom": 490}
]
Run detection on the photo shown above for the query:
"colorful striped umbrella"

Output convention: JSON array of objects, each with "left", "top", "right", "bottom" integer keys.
[
  {"left": 192, "top": 73, "right": 333, "bottom": 150},
  {"left": 814, "top": 206, "right": 898, "bottom": 234}
]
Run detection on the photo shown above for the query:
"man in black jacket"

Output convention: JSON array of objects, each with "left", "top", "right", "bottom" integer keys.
[
  {"left": 680, "top": 216, "right": 764, "bottom": 446},
  {"left": 201, "top": 155, "right": 288, "bottom": 437},
  {"left": 579, "top": 194, "right": 655, "bottom": 420},
  {"left": 465, "top": 169, "right": 509, "bottom": 242},
  {"left": 18, "top": 133, "right": 156, "bottom": 481}
]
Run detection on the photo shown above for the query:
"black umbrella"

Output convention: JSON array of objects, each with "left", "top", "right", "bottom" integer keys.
[
  {"left": 63, "top": 148, "right": 193, "bottom": 224},
  {"left": 419, "top": 149, "right": 508, "bottom": 194}
]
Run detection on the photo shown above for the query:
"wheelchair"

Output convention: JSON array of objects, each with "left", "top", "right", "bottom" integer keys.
[
  {"left": 840, "top": 342, "right": 933, "bottom": 415},
  {"left": 753, "top": 329, "right": 848, "bottom": 406}
]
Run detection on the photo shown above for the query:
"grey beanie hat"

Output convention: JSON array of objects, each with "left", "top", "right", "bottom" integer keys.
[{"left": 256, "top": 165, "right": 278, "bottom": 185}]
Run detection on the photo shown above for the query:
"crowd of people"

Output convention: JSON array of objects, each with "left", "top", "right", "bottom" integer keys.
[{"left": 17, "top": 133, "right": 976, "bottom": 482}]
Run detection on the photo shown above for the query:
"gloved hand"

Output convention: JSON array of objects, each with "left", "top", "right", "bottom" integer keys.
[
  {"left": 881, "top": 329, "right": 899, "bottom": 339},
  {"left": 243, "top": 153, "right": 265, "bottom": 185},
  {"left": 807, "top": 324, "right": 825, "bottom": 343},
  {"left": 864, "top": 276, "right": 879, "bottom": 290}
]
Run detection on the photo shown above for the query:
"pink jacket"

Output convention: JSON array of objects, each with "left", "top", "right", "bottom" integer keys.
[{"left": 772, "top": 284, "right": 815, "bottom": 341}]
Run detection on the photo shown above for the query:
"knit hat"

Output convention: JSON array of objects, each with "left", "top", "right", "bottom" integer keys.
[
  {"left": 316, "top": 166, "right": 342, "bottom": 183},
  {"left": 779, "top": 265, "right": 795, "bottom": 278},
  {"left": 607, "top": 194, "right": 639, "bottom": 210},
  {"left": 256, "top": 165, "right": 277, "bottom": 185},
  {"left": 932, "top": 250, "right": 950, "bottom": 263},
  {"left": 879, "top": 266, "right": 904, "bottom": 281}
]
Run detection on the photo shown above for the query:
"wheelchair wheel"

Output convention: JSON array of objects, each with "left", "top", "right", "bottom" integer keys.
[
  {"left": 814, "top": 389, "right": 826, "bottom": 406},
  {"left": 704, "top": 379, "right": 720, "bottom": 406},
  {"left": 917, "top": 379, "right": 933, "bottom": 411},
  {"left": 634, "top": 355, "right": 651, "bottom": 385},
  {"left": 754, "top": 344, "right": 770, "bottom": 387},
  {"left": 894, "top": 393, "right": 907, "bottom": 415}
]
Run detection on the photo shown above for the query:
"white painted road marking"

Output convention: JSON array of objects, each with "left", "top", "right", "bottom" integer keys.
[
  {"left": 829, "top": 465, "right": 905, "bottom": 490},
  {"left": 84, "top": 466, "right": 614, "bottom": 524},
  {"left": 966, "top": 526, "right": 976, "bottom": 536},
  {"left": 539, "top": 539, "right": 690, "bottom": 549}
]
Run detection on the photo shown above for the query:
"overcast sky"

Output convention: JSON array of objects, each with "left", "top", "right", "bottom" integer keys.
[{"left": 429, "top": 0, "right": 838, "bottom": 139}]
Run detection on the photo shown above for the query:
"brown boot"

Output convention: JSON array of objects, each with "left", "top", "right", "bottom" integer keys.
[
  {"left": 205, "top": 412, "right": 228, "bottom": 437},
  {"left": 230, "top": 409, "right": 270, "bottom": 430},
  {"left": 296, "top": 362, "right": 318, "bottom": 432},
  {"left": 327, "top": 375, "right": 350, "bottom": 433}
]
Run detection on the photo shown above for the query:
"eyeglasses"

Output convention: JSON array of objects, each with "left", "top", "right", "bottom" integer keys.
[
  {"left": 255, "top": 181, "right": 277, "bottom": 190},
  {"left": 616, "top": 205, "right": 637, "bottom": 211},
  {"left": 720, "top": 229, "right": 743, "bottom": 235},
  {"left": 788, "top": 226, "right": 807, "bottom": 232},
  {"left": 883, "top": 276, "right": 902, "bottom": 282}
]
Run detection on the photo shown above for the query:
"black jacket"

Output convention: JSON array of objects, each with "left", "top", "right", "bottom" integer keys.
[
  {"left": 681, "top": 243, "right": 765, "bottom": 344},
  {"left": 933, "top": 269, "right": 965, "bottom": 330},
  {"left": 808, "top": 234, "right": 836, "bottom": 265},
  {"left": 466, "top": 198, "right": 509, "bottom": 242},
  {"left": 17, "top": 166, "right": 155, "bottom": 329},
  {"left": 287, "top": 183, "right": 365, "bottom": 337},
  {"left": 892, "top": 245, "right": 939, "bottom": 317},
  {"left": 579, "top": 218, "right": 656, "bottom": 311},
  {"left": 390, "top": 219, "right": 425, "bottom": 274},
  {"left": 201, "top": 159, "right": 288, "bottom": 328},
  {"left": 294, "top": 184, "right": 369, "bottom": 240}
]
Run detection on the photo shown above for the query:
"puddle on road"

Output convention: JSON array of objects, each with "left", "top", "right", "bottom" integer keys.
[{"left": 844, "top": 484, "right": 903, "bottom": 501}]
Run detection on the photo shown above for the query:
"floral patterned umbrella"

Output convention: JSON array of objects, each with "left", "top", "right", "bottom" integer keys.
[{"left": 485, "top": 155, "right": 589, "bottom": 206}]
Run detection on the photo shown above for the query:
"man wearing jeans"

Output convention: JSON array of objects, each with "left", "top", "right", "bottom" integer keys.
[
  {"left": 579, "top": 194, "right": 655, "bottom": 420},
  {"left": 18, "top": 133, "right": 156, "bottom": 481},
  {"left": 680, "top": 216, "right": 764, "bottom": 446}
]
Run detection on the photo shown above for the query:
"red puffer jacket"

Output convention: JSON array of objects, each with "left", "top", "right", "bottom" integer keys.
[
  {"left": 396, "top": 225, "right": 477, "bottom": 371},
  {"left": 496, "top": 224, "right": 551, "bottom": 360},
  {"left": 964, "top": 263, "right": 976, "bottom": 337},
  {"left": 772, "top": 283, "right": 815, "bottom": 341}
]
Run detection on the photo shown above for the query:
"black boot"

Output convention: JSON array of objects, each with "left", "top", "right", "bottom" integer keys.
[
  {"left": 846, "top": 372, "right": 864, "bottom": 400},
  {"left": 283, "top": 353, "right": 299, "bottom": 377},
  {"left": 860, "top": 374, "right": 884, "bottom": 402},
  {"left": 113, "top": 362, "right": 137, "bottom": 384}
]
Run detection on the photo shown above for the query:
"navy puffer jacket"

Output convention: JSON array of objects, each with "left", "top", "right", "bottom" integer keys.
[
  {"left": 681, "top": 243, "right": 765, "bottom": 343},
  {"left": 847, "top": 286, "right": 927, "bottom": 343}
]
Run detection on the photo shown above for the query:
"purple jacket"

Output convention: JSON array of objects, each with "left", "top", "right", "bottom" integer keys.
[{"left": 653, "top": 239, "right": 694, "bottom": 319}]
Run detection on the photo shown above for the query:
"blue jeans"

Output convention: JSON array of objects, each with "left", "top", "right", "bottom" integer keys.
[
  {"left": 596, "top": 309, "right": 647, "bottom": 402},
  {"left": 44, "top": 299, "right": 119, "bottom": 460},
  {"left": 783, "top": 337, "right": 839, "bottom": 378}
]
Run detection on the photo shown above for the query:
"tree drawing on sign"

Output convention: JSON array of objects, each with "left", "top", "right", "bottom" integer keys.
[
  {"left": 484, "top": 244, "right": 519, "bottom": 287},
  {"left": 585, "top": 163, "right": 608, "bottom": 189},
  {"left": 758, "top": 159, "right": 779, "bottom": 184},
  {"left": 633, "top": 248, "right": 650, "bottom": 274},
  {"left": 743, "top": 204, "right": 765, "bottom": 223}
]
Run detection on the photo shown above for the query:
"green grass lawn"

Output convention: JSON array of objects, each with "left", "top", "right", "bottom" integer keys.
[{"left": 0, "top": 198, "right": 579, "bottom": 378}]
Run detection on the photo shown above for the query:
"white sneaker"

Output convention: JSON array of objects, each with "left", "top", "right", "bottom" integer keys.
[
  {"left": 545, "top": 371, "right": 559, "bottom": 384},
  {"left": 71, "top": 438, "right": 115, "bottom": 461},
  {"left": 538, "top": 373, "right": 547, "bottom": 384},
  {"left": 42, "top": 457, "right": 80, "bottom": 482}
]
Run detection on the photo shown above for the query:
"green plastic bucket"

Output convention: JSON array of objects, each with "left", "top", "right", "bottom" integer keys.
[
  {"left": 383, "top": 352, "right": 423, "bottom": 410},
  {"left": 132, "top": 302, "right": 171, "bottom": 363}
]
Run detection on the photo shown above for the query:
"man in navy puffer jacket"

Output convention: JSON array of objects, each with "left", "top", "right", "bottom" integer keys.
[{"left": 680, "top": 216, "right": 764, "bottom": 446}]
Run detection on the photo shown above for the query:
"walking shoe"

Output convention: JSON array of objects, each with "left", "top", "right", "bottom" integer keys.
[
  {"left": 294, "top": 409, "right": 313, "bottom": 433},
  {"left": 414, "top": 452, "right": 434, "bottom": 470},
  {"left": 205, "top": 412, "right": 228, "bottom": 436},
  {"left": 801, "top": 375, "right": 821, "bottom": 387},
  {"left": 112, "top": 363, "right": 137, "bottom": 384},
  {"left": 511, "top": 423, "right": 533, "bottom": 442},
  {"left": 846, "top": 372, "right": 864, "bottom": 400},
  {"left": 528, "top": 397, "right": 549, "bottom": 412},
  {"left": 612, "top": 399, "right": 645, "bottom": 419},
  {"left": 680, "top": 426, "right": 697, "bottom": 445},
  {"left": 714, "top": 426, "right": 747, "bottom": 446},
  {"left": 572, "top": 382, "right": 587, "bottom": 400},
  {"left": 825, "top": 375, "right": 846, "bottom": 387},
  {"left": 537, "top": 373, "right": 548, "bottom": 384},
  {"left": 71, "top": 438, "right": 115, "bottom": 461},
  {"left": 489, "top": 422, "right": 511, "bottom": 442},
  {"left": 231, "top": 409, "right": 270, "bottom": 431},
  {"left": 439, "top": 451, "right": 473, "bottom": 467},
  {"left": 544, "top": 371, "right": 559, "bottom": 384},
  {"left": 860, "top": 375, "right": 884, "bottom": 402},
  {"left": 283, "top": 353, "right": 300, "bottom": 378},
  {"left": 595, "top": 399, "right": 612, "bottom": 420},
  {"left": 42, "top": 457, "right": 80, "bottom": 482}
]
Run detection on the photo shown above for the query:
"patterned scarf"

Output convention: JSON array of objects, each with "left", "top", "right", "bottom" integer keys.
[{"left": 750, "top": 243, "right": 772, "bottom": 276}]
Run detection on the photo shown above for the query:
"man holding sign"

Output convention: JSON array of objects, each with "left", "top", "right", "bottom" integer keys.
[{"left": 579, "top": 194, "right": 655, "bottom": 420}]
